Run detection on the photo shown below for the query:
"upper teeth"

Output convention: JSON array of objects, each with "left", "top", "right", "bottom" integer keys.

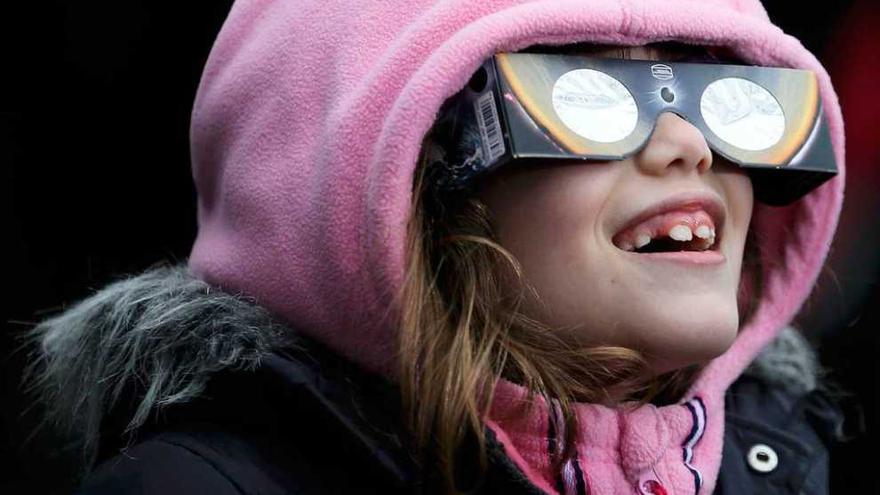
[
  {"left": 694, "top": 225, "right": 712, "bottom": 239},
  {"left": 669, "top": 225, "right": 693, "bottom": 242},
  {"left": 623, "top": 224, "right": 717, "bottom": 252}
]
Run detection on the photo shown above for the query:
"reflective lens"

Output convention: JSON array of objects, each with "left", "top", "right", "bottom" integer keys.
[
  {"left": 700, "top": 77, "right": 786, "bottom": 151},
  {"left": 551, "top": 69, "right": 638, "bottom": 143}
]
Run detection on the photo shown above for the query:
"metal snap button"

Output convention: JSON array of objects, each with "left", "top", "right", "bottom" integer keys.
[{"left": 746, "top": 443, "right": 779, "bottom": 473}]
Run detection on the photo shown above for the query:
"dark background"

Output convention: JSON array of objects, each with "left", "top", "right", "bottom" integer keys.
[{"left": 2, "top": 1, "right": 877, "bottom": 493}]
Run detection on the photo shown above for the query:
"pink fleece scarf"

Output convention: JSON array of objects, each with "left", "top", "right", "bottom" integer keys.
[{"left": 187, "top": 1, "right": 845, "bottom": 493}]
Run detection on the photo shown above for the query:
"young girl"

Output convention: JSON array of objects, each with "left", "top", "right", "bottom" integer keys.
[{"left": 27, "top": 0, "right": 846, "bottom": 494}]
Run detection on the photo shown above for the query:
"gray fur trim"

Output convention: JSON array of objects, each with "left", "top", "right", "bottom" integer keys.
[
  {"left": 743, "top": 325, "right": 821, "bottom": 394},
  {"left": 22, "top": 262, "right": 295, "bottom": 470}
]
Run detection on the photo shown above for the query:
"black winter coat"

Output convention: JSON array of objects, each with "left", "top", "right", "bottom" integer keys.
[
  {"left": 27, "top": 266, "right": 842, "bottom": 495},
  {"left": 78, "top": 337, "right": 843, "bottom": 495}
]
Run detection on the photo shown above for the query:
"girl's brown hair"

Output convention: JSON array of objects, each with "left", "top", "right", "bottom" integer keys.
[{"left": 397, "top": 42, "right": 763, "bottom": 494}]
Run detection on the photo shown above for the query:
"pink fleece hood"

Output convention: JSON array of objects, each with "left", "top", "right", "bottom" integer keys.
[{"left": 187, "top": 1, "right": 845, "bottom": 493}]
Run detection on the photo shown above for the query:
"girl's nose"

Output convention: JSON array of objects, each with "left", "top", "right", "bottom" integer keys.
[{"left": 634, "top": 112, "right": 713, "bottom": 176}]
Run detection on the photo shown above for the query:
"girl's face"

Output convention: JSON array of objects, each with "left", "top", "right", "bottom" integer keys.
[{"left": 477, "top": 46, "right": 754, "bottom": 374}]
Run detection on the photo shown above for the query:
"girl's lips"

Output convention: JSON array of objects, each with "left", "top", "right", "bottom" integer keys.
[{"left": 622, "top": 249, "right": 726, "bottom": 265}]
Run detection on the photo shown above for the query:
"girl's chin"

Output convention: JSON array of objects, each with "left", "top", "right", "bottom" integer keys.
[{"left": 644, "top": 329, "right": 738, "bottom": 374}]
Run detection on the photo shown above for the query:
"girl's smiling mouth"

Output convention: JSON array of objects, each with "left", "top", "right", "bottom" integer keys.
[{"left": 611, "top": 192, "right": 726, "bottom": 258}]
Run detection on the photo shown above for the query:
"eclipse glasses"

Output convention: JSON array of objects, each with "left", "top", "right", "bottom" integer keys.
[{"left": 427, "top": 52, "right": 837, "bottom": 205}]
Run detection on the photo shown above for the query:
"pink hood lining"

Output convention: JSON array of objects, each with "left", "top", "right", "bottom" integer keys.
[{"left": 188, "top": 1, "right": 845, "bottom": 493}]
